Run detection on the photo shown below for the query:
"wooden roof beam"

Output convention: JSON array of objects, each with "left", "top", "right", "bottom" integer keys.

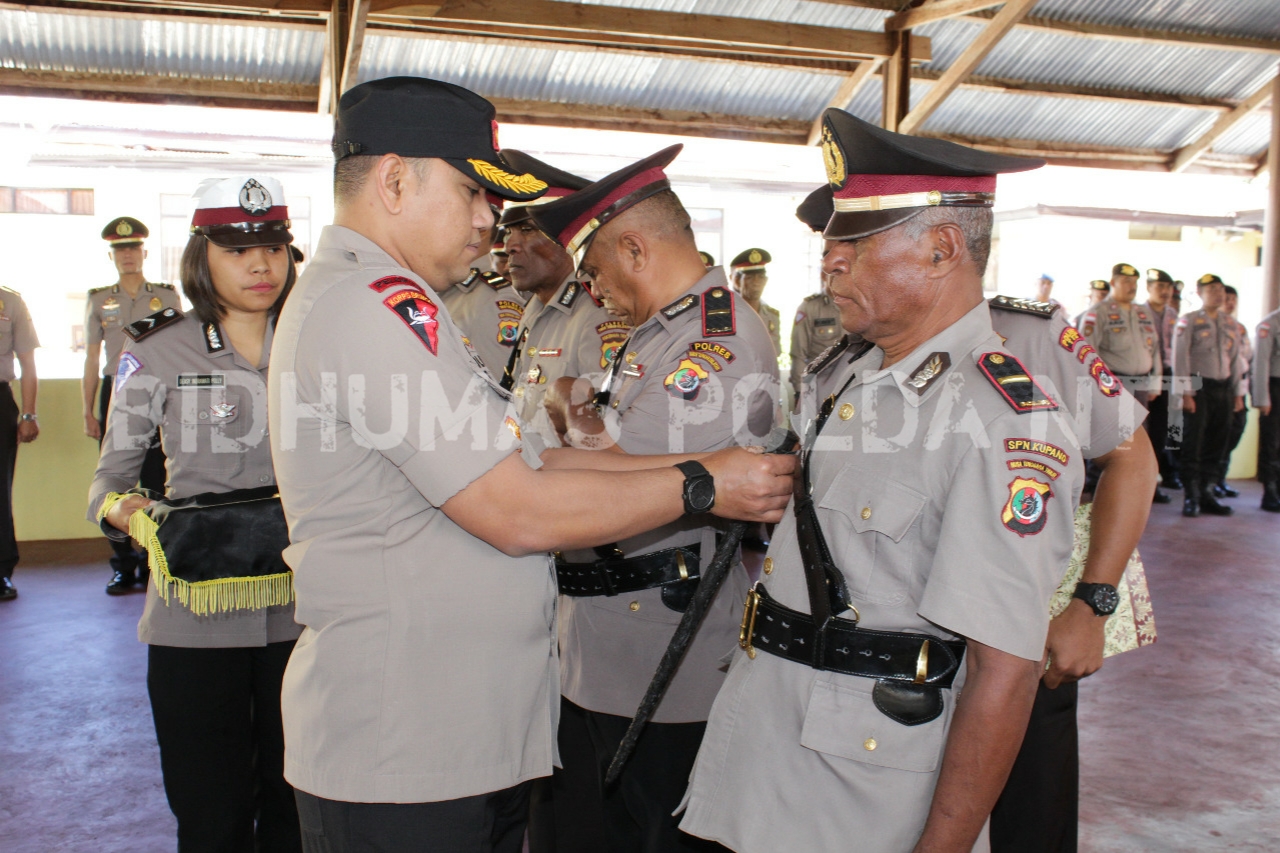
[
  {"left": 965, "top": 8, "right": 1280, "bottom": 55},
  {"left": 897, "top": 0, "right": 1035, "bottom": 135},
  {"left": 807, "top": 58, "right": 884, "bottom": 146},
  {"left": 1171, "top": 76, "right": 1274, "bottom": 172},
  {"left": 885, "top": 0, "right": 1003, "bottom": 31}
]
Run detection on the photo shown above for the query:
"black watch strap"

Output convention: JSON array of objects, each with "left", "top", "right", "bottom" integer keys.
[
  {"left": 1073, "top": 581, "right": 1118, "bottom": 616},
  {"left": 674, "top": 460, "right": 714, "bottom": 514}
]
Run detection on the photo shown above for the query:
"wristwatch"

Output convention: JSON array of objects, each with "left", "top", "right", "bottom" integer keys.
[
  {"left": 674, "top": 461, "right": 716, "bottom": 515},
  {"left": 1073, "top": 582, "right": 1119, "bottom": 616},
  {"left": 19, "top": 413, "right": 38, "bottom": 423}
]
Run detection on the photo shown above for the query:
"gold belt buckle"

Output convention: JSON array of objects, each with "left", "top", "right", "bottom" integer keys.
[
  {"left": 914, "top": 639, "right": 930, "bottom": 685},
  {"left": 738, "top": 588, "right": 762, "bottom": 659}
]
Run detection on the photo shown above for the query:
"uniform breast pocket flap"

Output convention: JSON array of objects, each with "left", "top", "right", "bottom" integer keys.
[
  {"left": 819, "top": 467, "right": 926, "bottom": 543},
  {"left": 799, "top": 677, "right": 947, "bottom": 773}
]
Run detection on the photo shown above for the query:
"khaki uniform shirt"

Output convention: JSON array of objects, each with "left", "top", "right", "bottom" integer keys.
[
  {"left": 87, "top": 313, "right": 299, "bottom": 648},
  {"left": 269, "top": 225, "right": 558, "bottom": 804},
  {"left": 86, "top": 282, "right": 183, "bottom": 377},
  {"left": 0, "top": 287, "right": 39, "bottom": 381},
  {"left": 1252, "top": 309, "right": 1280, "bottom": 407},
  {"left": 440, "top": 272, "right": 524, "bottom": 379},
  {"left": 507, "top": 276, "right": 620, "bottom": 446},
  {"left": 1173, "top": 309, "right": 1243, "bottom": 395},
  {"left": 1078, "top": 298, "right": 1161, "bottom": 384},
  {"left": 559, "top": 269, "right": 779, "bottom": 723},
  {"left": 757, "top": 300, "right": 781, "bottom": 355},
  {"left": 789, "top": 292, "right": 844, "bottom": 395},
  {"left": 1144, "top": 302, "right": 1177, "bottom": 367},
  {"left": 680, "top": 302, "right": 1082, "bottom": 852}
]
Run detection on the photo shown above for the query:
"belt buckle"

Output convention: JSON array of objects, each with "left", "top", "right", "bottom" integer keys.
[
  {"left": 914, "top": 639, "right": 930, "bottom": 684},
  {"left": 738, "top": 587, "right": 761, "bottom": 659}
]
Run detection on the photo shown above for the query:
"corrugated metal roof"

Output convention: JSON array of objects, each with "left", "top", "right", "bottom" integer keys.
[
  {"left": 573, "top": 0, "right": 889, "bottom": 30},
  {"left": 1030, "top": 0, "right": 1280, "bottom": 41},
  {"left": 1209, "top": 109, "right": 1274, "bottom": 157}
]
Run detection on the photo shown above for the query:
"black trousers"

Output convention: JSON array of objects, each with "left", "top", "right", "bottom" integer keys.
[
  {"left": 147, "top": 641, "right": 301, "bottom": 853},
  {"left": 544, "top": 701, "right": 725, "bottom": 853},
  {"left": 0, "top": 383, "right": 17, "bottom": 579},
  {"left": 98, "top": 376, "right": 166, "bottom": 573},
  {"left": 527, "top": 698, "right": 607, "bottom": 853},
  {"left": 1179, "top": 378, "right": 1234, "bottom": 489},
  {"left": 1258, "top": 379, "right": 1280, "bottom": 485},
  {"left": 1220, "top": 394, "right": 1248, "bottom": 481},
  {"left": 295, "top": 783, "right": 532, "bottom": 853},
  {"left": 1148, "top": 367, "right": 1180, "bottom": 482},
  {"left": 990, "top": 681, "right": 1080, "bottom": 853}
]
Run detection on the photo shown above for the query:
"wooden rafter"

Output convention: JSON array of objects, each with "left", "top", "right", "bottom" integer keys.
[
  {"left": 897, "top": 0, "right": 1036, "bottom": 135},
  {"left": 964, "top": 8, "right": 1280, "bottom": 55},
  {"left": 1171, "top": 78, "right": 1274, "bottom": 173},
  {"left": 885, "top": 0, "right": 1003, "bottom": 32},
  {"left": 807, "top": 58, "right": 883, "bottom": 146},
  {"left": 340, "top": 0, "right": 370, "bottom": 96}
]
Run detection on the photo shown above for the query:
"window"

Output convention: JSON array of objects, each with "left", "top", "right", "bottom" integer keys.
[
  {"left": 1128, "top": 223, "right": 1181, "bottom": 242},
  {"left": 687, "top": 207, "right": 724, "bottom": 266},
  {"left": 0, "top": 187, "right": 94, "bottom": 215}
]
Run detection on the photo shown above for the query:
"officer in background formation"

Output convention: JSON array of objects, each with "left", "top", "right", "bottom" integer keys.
[
  {"left": 788, "top": 186, "right": 844, "bottom": 397},
  {"left": 0, "top": 286, "right": 39, "bottom": 601},
  {"left": 1072, "top": 279, "right": 1109, "bottom": 327},
  {"left": 1252, "top": 303, "right": 1280, "bottom": 512},
  {"left": 1078, "top": 262, "right": 1166, "bottom": 503},
  {"left": 83, "top": 217, "right": 183, "bottom": 594},
  {"left": 491, "top": 232, "right": 510, "bottom": 279},
  {"left": 1173, "top": 273, "right": 1244, "bottom": 517},
  {"left": 496, "top": 151, "right": 620, "bottom": 457},
  {"left": 698, "top": 251, "right": 714, "bottom": 268},
  {"left": 440, "top": 231, "right": 524, "bottom": 378},
  {"left": 729, "top": 248, "right": 781, "bottom": 354},
  {"left": 531, "top": 144, "right": 780, "bottom": 852},
  {"left": 1216, "top": 285, "right": 1250, "bottom": 499},
  {"left": 1144, "top": 268, "right": 1181, "bottom": 489},
  {"left": 1035, "top": 273, "right": 1060, "bottom": 308}
]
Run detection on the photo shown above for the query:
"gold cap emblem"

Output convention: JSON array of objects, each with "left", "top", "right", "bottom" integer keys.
[
  {"left": 116, "top": 220, "right": 133, "bottom": 236},
  {"left": 748, "top": 249, "right": 762, "bottom": 264},
  {"left": 822, "top": 124, "right": 847, "bottom": 188}
]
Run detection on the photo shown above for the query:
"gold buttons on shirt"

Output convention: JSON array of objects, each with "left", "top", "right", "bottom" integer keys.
[
  {"left": 625, "top": 352, "right": 638, "bottom": 364},
  {"left": 629, "top": 601, "right": 640, "bottom": 612},
  {"left": 838, "top": 403, "right": 855, "bottom": 420},
  {"left": 763, "top": 557, "right": 773, "bottom": 575},
  {"left": 527, "top": 346, "right": 538, "bottom": 357},
  {"left": 864, "top": 738, "right": 877, "bottom": 751},
  {"left": 514, "top": 388, "right": 525, "bottom": 398},
  {"left": 861, "top": 507, "right": 871, "bottom": 520}
]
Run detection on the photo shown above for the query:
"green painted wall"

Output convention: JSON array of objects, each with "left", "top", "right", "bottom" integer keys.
[{"left": 15, "top": 378, "right": 104, "bottom": 542}]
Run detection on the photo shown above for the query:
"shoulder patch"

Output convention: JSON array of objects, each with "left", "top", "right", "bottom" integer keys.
[
  {"left": 701, "top": 287, "right": 736, "bottom": 337},
  {"left": 369, "top": 275, "right": 424, "bottom": 294},
  {"left": 115, "top": 352, "right": 143, "bottom": 391},
  {"left": 123, "top": 308, "right": 181, "bottom": 342},
  {"left": 977, "top": 352, "right": 1059, "bottom": 413},
  {"left": 989, "top": 295, "right": 1055, "bottom": 319},
  {"left": 88, "top": 285, "right": 111, "bottom": 295},
  {"left": 384, "top": 290, "right": 439, "bottom": 354},
  {"left": 661, "top": 293, "right": 699, "bottom": 321},
  {"left": 558, "top": 281, "right": 581, "bottom": 308},
  {"left": 1058, "top": 326, "right": 1082, "bottom": 353},
  {"left": 481, "top": 270, "right": 510, "bottom": 290}
]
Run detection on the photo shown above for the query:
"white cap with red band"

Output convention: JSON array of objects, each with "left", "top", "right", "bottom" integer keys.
[{"left": 190, "top": 176, "right": 293, "bottom": 248}]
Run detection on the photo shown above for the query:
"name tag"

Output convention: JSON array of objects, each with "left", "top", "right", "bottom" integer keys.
[{"left": 178, "top": 373, "right": 225, "bottom": 387}]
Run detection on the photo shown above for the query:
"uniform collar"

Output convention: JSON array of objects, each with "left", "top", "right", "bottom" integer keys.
[
  {"left": 320, "top": 225, "right": 415, "bottom": 279},
  {"left": 548, "top": 275, "right": 584, "bottom": 316},
  {"left": 201, "top": 319, "right": 275, "bottom": 369},
  {"left": 645, "top": 267, "right": 729, "bottom": 334}
]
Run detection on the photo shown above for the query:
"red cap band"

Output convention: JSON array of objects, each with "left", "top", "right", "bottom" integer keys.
[
  {"left": 835, "top": 174, "right": 996, "bottom": 199},
  {"left": 191, "top": 206, "right": 290, "bottom": 227},
  {"left": 559, "top": 167, "right": 668, "bottom": 247}
]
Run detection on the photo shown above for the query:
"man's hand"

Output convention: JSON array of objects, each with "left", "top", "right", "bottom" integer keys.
[
  {"left": 1042, "top": 598, "right": 1107, "bottom": 689},
  {"left": 543, "top": 375, "right": 616, "bottom": 449},
  {"left": 17, "top": 419, "right": 38, "bottom": 443},
  {"left": 1261, "top": 405, "right": 1272, "bottom": 416},
  {"left": 1182, "top": 394, "right": 1196, "bottom": 414},
  {"left": 84, "top": 413, "right": 102, "bottom": 440},
  {"left": 1234, "top": 395, "right": 1245, "bottom": 413},
  {"left": 105, "top": 494, "right": 154, "bottom": 536},
  {"left": 701, "top": 446, "right": 795, "bottom": 524}
]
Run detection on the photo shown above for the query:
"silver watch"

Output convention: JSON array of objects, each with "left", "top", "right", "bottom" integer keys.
[{"left": 19, "top": 413, "right": 38, "bottom": 423}]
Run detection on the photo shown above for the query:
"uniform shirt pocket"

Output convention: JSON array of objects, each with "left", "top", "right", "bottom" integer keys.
[
  {"left": 800, "top": 676, "right": 948, "bottom": 773},
  {"left": 173, "top": 387, "right": 245, "bottom": 469},
  {"left": 817, "top": 466, "right": 926, "bottom": 604}
]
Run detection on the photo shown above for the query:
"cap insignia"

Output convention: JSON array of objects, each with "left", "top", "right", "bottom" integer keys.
[
  {"left": 239, "top": 179, "right": 273, "bottom": 216},
  {"left": 821, "top": 124, "right": 846, "bottom": 188},
  {"left": 467, "top": 160, "right": 548, "bottom": 195},
  {"left": 116, "top": 221, "right": 133, "bottom": 236},
  {"left": 748, "top": 249, "right": 763, "bottom": 264}
]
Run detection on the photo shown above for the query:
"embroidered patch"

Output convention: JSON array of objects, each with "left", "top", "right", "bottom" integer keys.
[
  {"left": 116, "top": 353, "right": 143, "bottom": 390},
  {"left": 1002, "top": 477, "right": 1053, "bottom": 537},
  {"left": 1082, "top": 324, "right": 1095, "bottom": 337},
  {"left": 690, "top": 341, "right": 735, "bottom": 364},
  {"left": 177, "top": 374, "right": 225, "bottom": 388},
  {"left": 1059, "top": 327, "right": 1081, "bottom": 353},
  {"left": 497, "top": 300, "right": 523, "bottom": 345},
  {"left": 795, "top": 310, "right": 807, "bottom": 322},
  {"left": 600, "top": 331, "right": 628, "bottom": 368},
  {"left": 701, "top": 287, "right": 736, "bottom": 337},
  {"left": 977, "top": 353, "right": 1058, "bottom": 413},
  {"left": 369, "top": 275, "right": 423, "bottom": 294},
  {"left": 597, "top": 319, "right": 629, "bottom": 335},
  {"left": 664, "top": 358, "right": 709, "bottom": 400},
  {"left": 687, "top": 352, "right": 723, "bottom": 373},
  {"left": 1076, "top": 342, "right": 1097, "bottom": 365},
  {"left": 905, "top": 351, "right": 950, "bottom": 395},
  {"left": 385, "top": 290, "right": 439, "bottom": 354},
  {"left": 1089, "top": 357, "right": 1122, "bottom": 397},
  {"left": 1005, "top": 438, "right": 1069, "bottom": 465},
  {"left": 1007, "top": 459, "right": 1060, "bottom": 480}
]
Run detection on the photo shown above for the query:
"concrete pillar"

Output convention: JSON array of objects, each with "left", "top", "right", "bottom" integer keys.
[{"left": 1264, "top": 74, "right": 1280, "bottom": 314}]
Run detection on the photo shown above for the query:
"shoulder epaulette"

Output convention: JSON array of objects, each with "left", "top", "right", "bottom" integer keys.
[
  {"left": 805, "top": 334, "right": 866, "bottom": 377},
  {"left": 0, "top": 285, "right": 19, "bottom": 295},
  {"left": 661, "top": 293, "right": 699, "bottom": 320},
  {"left": 977, "top": 351, "right": 1059, "bottom": 414},
  {"left": 480, "top": 270, "right": 510, "bottom": 290},
  {"left": 123, "top": 308, "right": 182, "bottom": 342},
  {"left": 701, "top": 286, "right": 736, "bottom": 336},
  {"left": 989, "top": 295, "right": 1056, "bottom": 319},
  {"left": 88, "top": 285, "right": 111, "bottom": 295},
  {"left": 154, "top": 282, "right": 176, "bottom": 290},
  {"left": 558, "top": 281, "right": 582, "bottom": 308}
]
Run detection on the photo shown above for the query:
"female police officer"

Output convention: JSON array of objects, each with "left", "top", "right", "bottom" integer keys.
[{"left": 88, "top": 176, "right": 301, "bottom": 853}]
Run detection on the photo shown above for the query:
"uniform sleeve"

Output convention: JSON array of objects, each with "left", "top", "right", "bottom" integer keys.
[
  {"left": 788, "top": 309, "right": 809, "bottom": 395},
  {"left": 1253, "top": 322, "right": 1272, "bottom": 407},
  {"left": 85, "top": 295, "right": 104, "bottom": 348},
  {"left": 87, "top": 340, "right": 163, "bottom": 521},
  {"left": 1078, "top": 309, "right": 1099, "bottom": 345},
  {"left": 918, "top": 413, "right": 1080, "bottom": 660},
  {"left": 1172, "top": 317, "right": 1193, "bottom": 395},
  {"left": 11, "top": 295, "right": 39, "bottom": 353},
  {"left": 297, "top": 282, "right": 519, "bottom": 508}
]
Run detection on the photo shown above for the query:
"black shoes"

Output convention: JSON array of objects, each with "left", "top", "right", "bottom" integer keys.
[
  {"left": 1182, "top": 498, "right": 1200, "bottom": 518},
  {"left": 1200, "top": 495, "right": 1233, "bottom": 516},
  {"left": 1153, "top": 490, "right": 1172, "bottom": 504},
  {"left": 1212, "top": 483, "right": 1240, "bottom": 498},
  {"left": 1162, "top": 475, "right": 1184, "bottom": 490},
  {"left": 106, "top": 569, "right": 136, "bottom": 595},
  {"left": 0, "top": 577, "right": 15, "bottom": 601},
  {"left": 1262, "top": 484, "right": 1280, "bottom": 513}
]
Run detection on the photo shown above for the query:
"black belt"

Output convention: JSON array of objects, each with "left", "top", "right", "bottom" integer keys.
[
  {"left": 556, "top": 544, "right": 701, "bottom": 598},
  {"left": 1199, "top": 376, "right": 1232, "bottom": 389},
  {"left": 739, "top": 584, "right": 966, "bottom": 688}
]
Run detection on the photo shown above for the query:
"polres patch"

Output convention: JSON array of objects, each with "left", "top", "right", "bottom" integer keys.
[
  {"left": 116, "top": 352, "right": 143, "bottom": 391},
  {"left": 385, "top": 290, "right": 439, "bottom": 354},
  {"left": 1002, "top": 477, "right": 1053, "bottom": 536}
]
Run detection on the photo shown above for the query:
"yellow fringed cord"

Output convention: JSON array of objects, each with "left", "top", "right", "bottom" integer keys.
[
  {"left": 98, "top": 491, "right": 132, "bottom": 523},
  {"left": 128, "top": 510, "right": 294, "bottom": 616}
]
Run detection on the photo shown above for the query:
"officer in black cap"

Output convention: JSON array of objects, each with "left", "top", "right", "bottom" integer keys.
[
  {"left": 1071, "top": 279, "right": 1109, "bottom": 328},
  {"left": 1143, "top": 268, "right": 1181, "bottom": 488},
  {"left": 729, "top": 248, "right": 781, "bottom": 354},
  {"left": 84, "top": 216, "right": 182, "bottom": 594}
]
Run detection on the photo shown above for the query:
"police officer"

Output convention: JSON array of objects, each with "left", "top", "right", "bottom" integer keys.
[
  {"left": 728, "top": 248, "right": 781, "bottom": 355},
  {"left": 89, "top": 176, "right": 302, "bottom": 851},
  {"left": 680, "top": 108, "right": 1085, "bottom": 853},
  {"left": 1035, "top": 273, "right": 1059, "bottom": 308},
  {"left": 440, "top": 237, "right": 524, "bottom": 379},
  {"left": 495, "top": 150, "right": 619, "bottom": 451},
  {"left": 1253, "top": 304, "right": 1280, "bottom": 512},
  {"left": 84, "top": 217, "right": 183, "bottom": 594},
  {"left": 1216, "top": 285, "right": 1250, "bottom": 498},
  {"left": 1071, "top": 279, "right": 1109, "bottom": 327},
  {"left": 0, "top": 286, "right": 39, "bottom": 601},
  {"left": 698, "top": 251, "right": 715, "bottom": 268},
  {"left": 530, "top": 145, "right": 780, "bottom": 852},
  {"left": 267, "top": 77, "right": 791, "bottom": 852},
  {"left": 788, "top": 187, "right": 845, "bottom": 398},
  {"left": 1144, "top": 268, "right": 1181, "bottom": 489},
  {"left": 491, "top": 232, "right": 511, "bottom": 278},
  {"left": 1173, "top": 273, "right": 1244, "bottom": 517}
]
